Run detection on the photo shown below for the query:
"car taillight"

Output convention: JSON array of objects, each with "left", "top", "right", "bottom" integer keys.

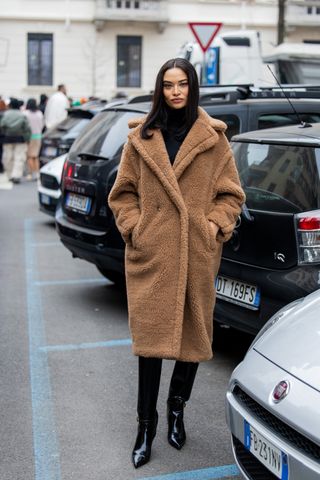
[
  {"left": 295, "top": 211, "right": 320, "bottom": 264},
  {"left": 62, "top": 160, "right": 73, "bottom": 184}
]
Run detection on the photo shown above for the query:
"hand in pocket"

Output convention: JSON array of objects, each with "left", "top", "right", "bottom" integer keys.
[{"left": 208, "top": 221, "right": 218, "bottom": 238}]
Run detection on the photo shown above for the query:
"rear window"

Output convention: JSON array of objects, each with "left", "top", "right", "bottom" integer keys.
[
  {"left": 69, "top": 110, "right": 143, "bottom": 160},
  {"left": 232, "top": 141, "right": 320, "bottom": 213},
  {"left": 213, "top": 114, "right": 240, "bottom": 140},
  {"left": 258, "top": 113, "right": 320, "bottom": 130}
]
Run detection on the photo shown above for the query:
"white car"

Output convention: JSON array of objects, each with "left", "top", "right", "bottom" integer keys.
[
  {"left": 226, "top": 289, "right": 320, "bottom": 480},
  {"left": 38, "top": 153, "right": 66, "bottom": 216}
]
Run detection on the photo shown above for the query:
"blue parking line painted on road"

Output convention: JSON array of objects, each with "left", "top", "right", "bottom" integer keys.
[
  {"left": 137, "top": 464, "right": 239, "bottom": 480},
  {"left": 34, "top": 278, "right": 109, "bottom": 286},
  {"left": 25, "top": 218, "right": 62, "bottom": 480},
  {"left": 40, "top": 338, "right": 132, "bottom": 353}
]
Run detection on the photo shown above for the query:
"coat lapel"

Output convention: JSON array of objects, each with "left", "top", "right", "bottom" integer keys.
[
  {"left": 129, "top": 128, "right": 187, "bottom": 213},
  {"left": 128, "top": 107, "right": 225, "bottom": 208}
]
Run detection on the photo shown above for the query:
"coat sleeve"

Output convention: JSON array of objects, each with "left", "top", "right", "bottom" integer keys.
[
  {"left": 108, "top": 140, "right": 140, "bottom": 244},
  {"left": 207, "top": 148, "right": 245, "bottom": 243}
]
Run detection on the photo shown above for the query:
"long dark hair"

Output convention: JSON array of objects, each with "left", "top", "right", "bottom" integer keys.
[
  {"left": 26, "top": 98, "right": 38, "bottom": 112},
  {"left": 141, "top": 58, "right": 199, "bottom": 139}
]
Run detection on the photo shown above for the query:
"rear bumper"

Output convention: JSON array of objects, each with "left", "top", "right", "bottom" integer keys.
[
  {"left": 214, "top": 257, "right": 320, "bottom": 335},
  {"left": 55, "top": 207, "right": 124, "bottom": 274}
]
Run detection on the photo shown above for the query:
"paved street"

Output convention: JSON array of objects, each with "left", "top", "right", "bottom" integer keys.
[{"left": 0, "top": 179, "right": 251, "bottom": 480}]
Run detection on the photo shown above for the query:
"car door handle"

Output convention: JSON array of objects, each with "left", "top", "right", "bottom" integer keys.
[{"left": 241, "top": 203, "right": 255, "bottom": 223}]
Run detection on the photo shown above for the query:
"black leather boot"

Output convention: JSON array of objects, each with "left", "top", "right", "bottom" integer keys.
[
  {"left": 167, "top": 396, "right": 186, "bottom": 450},
  {"left": 132, "top": 411, "right": 158, "bottom": 468},
  {"left": 132, "top": 357, "right": 162, "bottom": 468},
  {"left": 167, "top": 361, "right": 199, "bottom": 450}
]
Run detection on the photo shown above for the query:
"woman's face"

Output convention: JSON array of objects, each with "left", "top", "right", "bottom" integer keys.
[{"left": 163, "top": 67, "right": 189, "bottom": 109}]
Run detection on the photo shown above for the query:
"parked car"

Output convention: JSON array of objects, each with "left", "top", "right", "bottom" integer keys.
[
  {"left": 38, "top": 153, "right": 67, "bottom": 216},
  {"left": 55, "top": 86, "right": 320, "bottom": 315},
  {"left": 226, "top": 288, "right": 320, "bottom": 480},
  {"left": 39, "top": 99, "right": 113, "bottom": 167},
  {"left": 38, "top": 96, "right": 153, "bottom": 217},
  {"left": 214, "top": 121, "right": 320, "bottom": 334},
  {"left": 39, "top": 96, "right": 151, "bottom": 168}
]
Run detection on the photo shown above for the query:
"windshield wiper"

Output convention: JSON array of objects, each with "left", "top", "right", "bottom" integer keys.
[{"left": 77, "top": 152, "right": 109, "bottom": 161}]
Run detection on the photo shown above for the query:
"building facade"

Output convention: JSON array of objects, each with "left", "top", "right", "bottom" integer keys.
[{"left": 0, "top": 0, "right": 319, "bottom": 101}]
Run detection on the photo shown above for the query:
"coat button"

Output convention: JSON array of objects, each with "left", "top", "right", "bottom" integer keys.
[{"left": 157, "top": 205, "right": 161, "bottom": 211}]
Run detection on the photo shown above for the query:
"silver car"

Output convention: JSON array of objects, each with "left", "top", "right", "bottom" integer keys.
[{"left": 226, "top": 289, "right": 320, "bottom": 479}]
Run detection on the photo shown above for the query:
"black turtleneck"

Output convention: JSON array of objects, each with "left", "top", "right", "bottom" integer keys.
[{"left": 162, "top": 107, "right": 189, "bottom": 165}]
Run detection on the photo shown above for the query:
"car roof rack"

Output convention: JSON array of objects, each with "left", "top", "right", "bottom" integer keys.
[{"left": 199, "top": 84, "right": 320, "bottom": 104}]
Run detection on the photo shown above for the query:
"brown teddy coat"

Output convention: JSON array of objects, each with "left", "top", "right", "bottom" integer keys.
[{"left": 108, "top": 107, "right": 245, "bottom": 362}]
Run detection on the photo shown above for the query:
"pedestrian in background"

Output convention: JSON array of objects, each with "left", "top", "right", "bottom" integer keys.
[
  {"left": 44, "top": 84, "right": 69, "bottom": 130},
  {"left": 39, "top": 93, "right": 48, "bottom": 115},
  {"left": 24, "top": 98, "right": 44, "bottom": 180},
  {"left": 0, "top": 96, "right": 7, "bottom": 174},
  {"left": 0, "top": 98, "right": 31, "bottom": 184},
  {"left": 108, "top": 58, "right": 245, "bottom": 468}
]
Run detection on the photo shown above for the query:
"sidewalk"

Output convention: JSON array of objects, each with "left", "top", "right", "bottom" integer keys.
[{"left": 0, "top": 173, "right": 13, "bottom": 190}]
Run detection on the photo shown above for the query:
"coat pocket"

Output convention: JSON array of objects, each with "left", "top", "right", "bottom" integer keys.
[
  {"left": 204, "top": 218, "right": 218, "bottom": 251},
  {"left": 131, "top": 216, "right": 142, "bottom": 249}
]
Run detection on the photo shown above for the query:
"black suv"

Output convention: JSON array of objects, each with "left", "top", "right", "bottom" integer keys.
[{"left": 55, "top": 85, "right": 320, "bottom": 331}]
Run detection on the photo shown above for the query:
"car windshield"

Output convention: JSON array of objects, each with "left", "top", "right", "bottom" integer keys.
[
  {"left": 69, "top": 110, "right": 142, "bottom": 160},
  {"left": 232, "top": 141, "right": 320, "bottom": 213}
]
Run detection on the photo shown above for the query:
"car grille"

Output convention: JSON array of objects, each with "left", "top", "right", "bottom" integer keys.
[
  {"left": 233, "top": 385, "right": 320, "bottom": 464},
  {"left": 40, "top": 173, "right": 60, "bottom": 191},
  {"left": 233, "top": 436, "right": 278, "bottom": 480}
]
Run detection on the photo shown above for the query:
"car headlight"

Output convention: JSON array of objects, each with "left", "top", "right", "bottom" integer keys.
[{"left": 248, "top": 297, "right": 304, "bottom": 351}]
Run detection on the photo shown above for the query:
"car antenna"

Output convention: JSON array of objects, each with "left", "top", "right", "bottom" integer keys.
[{"left": 266, "top": 65, "right": 312, "bottom": 128}]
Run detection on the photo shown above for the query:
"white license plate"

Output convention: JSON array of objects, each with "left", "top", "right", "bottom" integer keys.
[
  {"left": 40, "top": 194, "right": 51, "bottom": 205},
  {"left": 66, "top": 192, "right": 91, "bottom": 214},
  {"left": 44, "top": 146, "right": 58, "bottom": 157},
  {"left": 244, "top": 421, "right": 288, "bottom": 479},
  {"left": 215, "top": 275, "right": 260, "bottom": 309}
]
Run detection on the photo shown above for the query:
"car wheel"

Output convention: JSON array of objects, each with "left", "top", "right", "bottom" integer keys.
[{"left": 96, "top": 267, "right": 126, "bottom": 288}]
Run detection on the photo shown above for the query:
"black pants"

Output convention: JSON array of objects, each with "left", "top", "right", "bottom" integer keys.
[{"left": 137, "top": 356, "right": 199, "bottom": 420}]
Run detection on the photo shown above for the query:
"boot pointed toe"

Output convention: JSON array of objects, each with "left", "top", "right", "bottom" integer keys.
[
  {"left": 168, "top": 433, "right": 185, "bottom": 450},
  {"left": 167, "top": 397, "right": 186, "bottom": 450},
  {"left": 131, "top": 412, "right": 158, "bottom": 468},
  {"left": 132, "top": 450, "right": 149, "bottom": 468}
]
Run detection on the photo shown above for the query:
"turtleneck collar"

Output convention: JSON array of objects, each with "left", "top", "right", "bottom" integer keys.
[{"left": 166, "top": 105, "right": 186, "bottom": 127}]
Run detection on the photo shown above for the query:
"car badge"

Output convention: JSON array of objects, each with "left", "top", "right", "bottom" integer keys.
[
  {"left": 272, "top": 380, "right": 290, "bottom": 403},
  {"left": 274, "top": 252, "right": 285, "bottom": 262}
]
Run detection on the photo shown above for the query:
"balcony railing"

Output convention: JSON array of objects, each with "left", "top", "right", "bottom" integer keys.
[{"left": 95, "top": 0, "right": 169, "bottom": 27}]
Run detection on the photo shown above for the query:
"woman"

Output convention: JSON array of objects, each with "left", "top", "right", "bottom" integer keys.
[
  {"left": 24, "top": 98, "right": 44, "bottom": 180},
  {"left": 108, "top": 58, "right": 245, "bottom": 469}
]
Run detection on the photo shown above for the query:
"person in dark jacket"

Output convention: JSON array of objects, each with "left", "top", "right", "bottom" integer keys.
[{"left": 0, "top": 98, "right": 31, "bottom": 183}]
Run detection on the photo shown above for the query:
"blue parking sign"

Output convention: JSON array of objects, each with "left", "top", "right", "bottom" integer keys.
[{"left": 206, "top": 46, "right": 219, "bottom": 85}]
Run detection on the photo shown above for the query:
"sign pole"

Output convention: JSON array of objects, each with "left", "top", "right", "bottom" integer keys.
[
  {"left": 202, "top": 53, "right": 207, "bottom": 85},
  {"left": 188, "top": 22, "right": 223, "bottom": 85}
]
